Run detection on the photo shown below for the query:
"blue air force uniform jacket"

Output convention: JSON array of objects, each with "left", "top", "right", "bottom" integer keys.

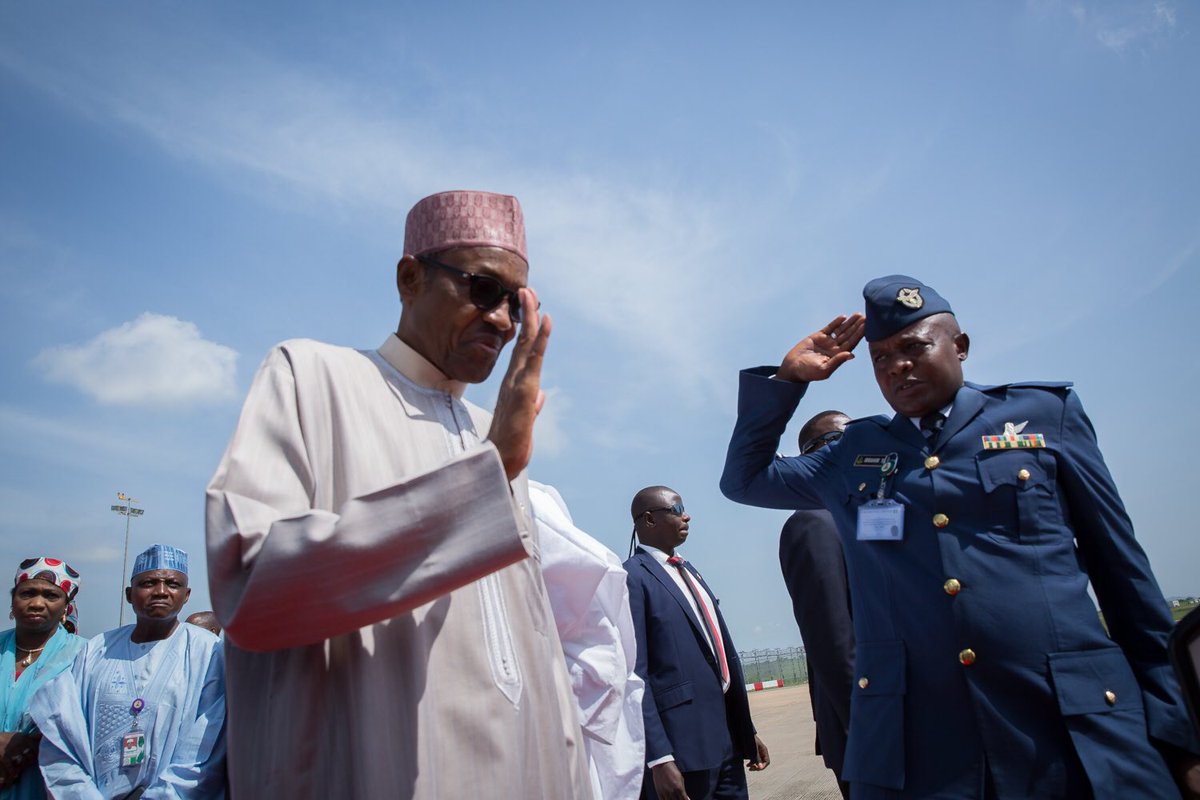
[{"left": 720, "top": 369, "right": 1199, "bottom": 799}]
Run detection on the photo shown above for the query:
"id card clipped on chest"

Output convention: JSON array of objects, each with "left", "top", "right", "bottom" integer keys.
[
  {"left": 120, "top": 697, "right": 148, "bottom": 767},
  {"left": 121, "top": 731, "right": 146, "bottom": 767},
  {"left": 857, "top": 453, "right": 904, "bottom": 541}
]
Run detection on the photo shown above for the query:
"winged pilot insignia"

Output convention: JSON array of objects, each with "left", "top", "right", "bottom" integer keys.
[{"left": 896, "top": 287, "right": 924, "bottom": 309}]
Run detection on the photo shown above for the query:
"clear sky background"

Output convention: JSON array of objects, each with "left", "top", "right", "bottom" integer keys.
[{"left": 2, "top": 1, "right": 1196, "bottom": 649}]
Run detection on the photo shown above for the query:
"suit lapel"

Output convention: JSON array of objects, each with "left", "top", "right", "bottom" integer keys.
[
  {"left": 636, "top": 549, "right": 708, "bottom": 643},
  {"left": 686, "top": 561, "right": 731, "bottom": 682},
  {"left": 936, "top": 384, "right": 987, "bottom": 450},
  {"left": 886, "top": 413, "right": 926, "bottom": 451}
]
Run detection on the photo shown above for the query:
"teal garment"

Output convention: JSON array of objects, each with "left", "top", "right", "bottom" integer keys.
[{"left": 0, "top": 625, "right": 85, "bottom": 800}]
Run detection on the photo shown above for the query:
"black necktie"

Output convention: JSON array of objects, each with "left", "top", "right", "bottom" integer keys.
[{"left": 920, "top": 411, "right": 946, "bottom": 447}]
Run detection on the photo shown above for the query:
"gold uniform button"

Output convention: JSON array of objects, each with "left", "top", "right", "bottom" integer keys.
[
  {"left": 958, "top": 648, "right": 976, "bottom": 666},
  {"left": 933, "top": 513, "right": 950, "bottom": 529},
  {"left": 943, "top": 578, "right": 962, "bottom": 596},
  {"left": 858, "top": 482, "right": 867, "bottom": 492},
  {"left": 1017, "top": 469, "right": 1031, "bottom": 482},
  {"left": 858, "top": 677, "right": 870, "bottom": 689},
  {"left": 1105, "top": 690, "right": 1117, "bottom": 706},
  {"left": 924, "top": 455, "right": 941, "bottom": 470}
]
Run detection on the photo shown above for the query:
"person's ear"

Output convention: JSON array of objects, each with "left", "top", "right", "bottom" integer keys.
[
  {"left": 955, "top": 332, "right": 970, "bottom": 362},
  {"left": 125, "top": 587, "right": 133, "bottom": 604},
  {"left": 396, "top": 255, "right": 424, "bottom": 305}
]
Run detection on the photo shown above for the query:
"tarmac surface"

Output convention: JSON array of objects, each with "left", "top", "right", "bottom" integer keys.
[{"left": 745, "top": 683, "right": 843, "bottom": 800}]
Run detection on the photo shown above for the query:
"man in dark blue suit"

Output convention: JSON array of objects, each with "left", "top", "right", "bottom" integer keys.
[
  {"left": 721, "top": 276, "right": 1200, "bottom": 799},
  {"left": 625, "top": 485, "right": 769, "bottom": 800},
  {"left": 779, "top": 410, "right": 854, "bottom": 799}
]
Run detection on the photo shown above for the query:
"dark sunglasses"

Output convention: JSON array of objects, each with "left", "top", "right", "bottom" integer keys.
[
  {"left": 417, "top": 254, "right": 528, "bottom": 323},
  {"left": 801, "top": 430, "right": 843, "bottom": 455},
  {"left": 645, "top": 503, "right": 686, "bottom": 517}
]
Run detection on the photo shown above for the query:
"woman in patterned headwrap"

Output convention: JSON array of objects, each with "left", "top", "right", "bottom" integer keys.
[{"left": 0, "top": 557, "right": 84, "bottom": 798}]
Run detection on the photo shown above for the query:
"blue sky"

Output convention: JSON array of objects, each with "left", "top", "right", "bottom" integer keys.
[{"left": 2, "top": 1, "right": 1196, "bottom": 648}]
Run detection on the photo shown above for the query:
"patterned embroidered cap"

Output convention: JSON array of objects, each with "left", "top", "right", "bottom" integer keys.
[
  {"left": 14, "top": 556, "right": 82, "bottom": 600},
  {"left": 131, "top": 544, "right": 188, "bottom": 579},
  {"left": 403, "top": 190, "right": 527, "bottom": 261},
  {"left": 863, "top": 274, "right": 954, "bottom": 342}
]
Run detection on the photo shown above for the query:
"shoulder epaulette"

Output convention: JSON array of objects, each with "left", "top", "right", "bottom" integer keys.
[
  {"left": 847, "top": 413, "right": 892, "bottom": 429},
  {"left": 968, "top": 380, "right": 1073, "bottom": 394}
]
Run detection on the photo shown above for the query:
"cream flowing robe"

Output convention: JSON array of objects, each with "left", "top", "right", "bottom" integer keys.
[{"left": 205, "top": 335, "right": 590, "bottom": 799}]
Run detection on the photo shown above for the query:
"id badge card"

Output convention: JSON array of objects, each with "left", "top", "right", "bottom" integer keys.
[
  {"left": 857, "top": 499, "right": 905, "bottom": 541},
  {"left": 120, "top": 731, "right": 147, "bottom": 767}
]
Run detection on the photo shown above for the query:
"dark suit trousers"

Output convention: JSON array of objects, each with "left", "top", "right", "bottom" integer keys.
[{"left": 642, "top": 741, "right": 748, "bottom": 800}]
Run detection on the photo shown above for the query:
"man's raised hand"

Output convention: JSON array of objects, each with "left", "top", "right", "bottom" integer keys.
[
  {"left": 488, "top": 287, "right": 551, "bottom": 481},
  {"left": 776, "top": 313, "right": 865, "bottom": 383}
]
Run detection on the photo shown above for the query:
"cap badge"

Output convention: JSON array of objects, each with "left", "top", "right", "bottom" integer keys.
[{"left": 896, "top": 287, "right": 924, "bottom": 309}]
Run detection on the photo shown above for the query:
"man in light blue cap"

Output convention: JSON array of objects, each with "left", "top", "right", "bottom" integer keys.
[
  {"left": 721, "top": 277, "right": 1200, "bottom": 799},
  {"left": 31, "top": 545, "right": 227, "bottom": 798},
  {"left": 131, "top": 543, "right": 189, "bottom": 578}
]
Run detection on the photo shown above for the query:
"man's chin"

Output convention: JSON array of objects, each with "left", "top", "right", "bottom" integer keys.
[
  {"left": 448, "top": 355, "right": 501, "bottom": 384},
  {"left": 138, "top": 609, "right": 179, "bottom": 620}
]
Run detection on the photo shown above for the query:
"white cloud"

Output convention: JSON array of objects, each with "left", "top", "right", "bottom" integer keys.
[
  {"left": 1031, "top": 0, "right": 1180, "bottom": 53},
  {"left": 533, "top": 386, "right": 571, "bottom": 459},
  {"left": 34, "top": 313, "right": 238, "bottom": 408},
  {"left": 2, "top": 11, "right": 910, "bottom": 434},
  {"left": 0, "top": 19, "right": 764, "bottom": 406}
]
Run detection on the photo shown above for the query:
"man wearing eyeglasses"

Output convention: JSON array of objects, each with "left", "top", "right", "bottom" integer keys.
[
  {"left": 721, "top": 276, "right": 1200, "bottom": 799},
  {"left": 206, "top": 190, "right": 590, "bottom": 798},
  {"left": 625, "top": 485, "right": 769, "bottom": 800},
  {"left": 779, "top": 410, "right": 853, "bottom": 799}
]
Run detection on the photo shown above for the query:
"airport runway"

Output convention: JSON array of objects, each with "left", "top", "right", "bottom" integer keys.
[{"left": 745, "top": 684, "right": 843, "bottom": 800}]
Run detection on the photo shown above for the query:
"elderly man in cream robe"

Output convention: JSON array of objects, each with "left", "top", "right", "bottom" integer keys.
[{"left": 206, "top": 190, "right": 591, "bottom": 798}]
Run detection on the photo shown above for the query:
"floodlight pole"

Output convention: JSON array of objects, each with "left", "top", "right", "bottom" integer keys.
[{"left": 110, "top": 493, "right": 145, "bottom": 627}]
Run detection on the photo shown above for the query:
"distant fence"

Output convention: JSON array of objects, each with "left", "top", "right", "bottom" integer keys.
[{"left": 738, "top": 646, "right": 808, "bottom": 685}]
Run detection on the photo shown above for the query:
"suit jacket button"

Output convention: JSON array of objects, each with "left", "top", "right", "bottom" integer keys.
[
  {"left": 933, "top": 513, "right": 950, "bottom": 528},
  {"left": 958, "top": 648, "right": 976, "bottom": 666},
  {"left": 858, "top": 482, "right": 867, "bottom": 492},
  {"left": 858, "top": 677, "right": 869, "bottom": 689},
  {"left": 943, "top": 578, "right": 962, "bottom": 596},
  {"left": 1017, "top": 469, "right": 1031, "bottom": 481},
  {"left": 924, "top": 455, "right": 941, "bottom": 470},
  {"left": 1105, "top": 690, "right": 1117, "bottom": 705}
]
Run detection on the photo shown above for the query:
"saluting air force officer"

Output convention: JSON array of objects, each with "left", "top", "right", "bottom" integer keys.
[{"left": 720, "top": 276, "right": 1200, "bottom": 799}]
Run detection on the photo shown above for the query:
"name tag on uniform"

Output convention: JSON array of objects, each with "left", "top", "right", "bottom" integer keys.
[
  {"left": 854, "top": 454, "right": 889, "bottom": 468},
  {"left": 857, "top": 500, "right": 905, "bottom": 541}
]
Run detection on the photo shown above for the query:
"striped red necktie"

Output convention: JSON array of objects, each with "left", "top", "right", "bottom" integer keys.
[{"left": 667, "top": 555, "right": 730, "bottom": 686}]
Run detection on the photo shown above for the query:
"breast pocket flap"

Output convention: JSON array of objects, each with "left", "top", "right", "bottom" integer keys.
[{"left": 976, "top": 450, "right": 1052, "bottom": 492}]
